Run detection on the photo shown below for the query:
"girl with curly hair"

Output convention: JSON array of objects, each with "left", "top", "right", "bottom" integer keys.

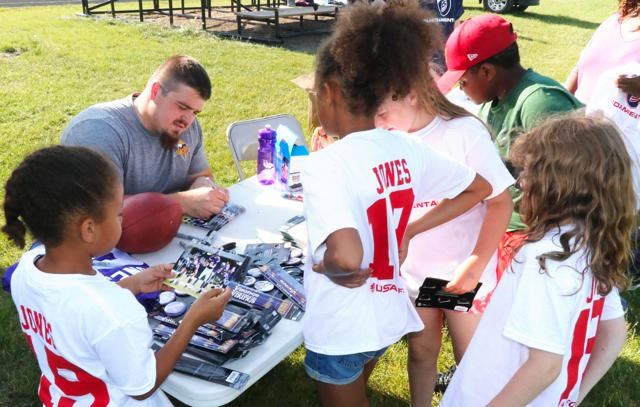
[
  {"left": 301, "top": 1, "right": 492, "bottom": 405},
  {"left": 441, "top": 115, "right": 634, "bottom": 406}
]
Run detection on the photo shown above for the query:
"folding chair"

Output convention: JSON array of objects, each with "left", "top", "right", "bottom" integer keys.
[{"left": 226, "top": 114, "right": 308, "bottom": 180}]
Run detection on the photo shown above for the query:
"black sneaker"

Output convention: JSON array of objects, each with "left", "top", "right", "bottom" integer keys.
[{"left": 434, "top": 365, "right": 456, "bottom": 393}]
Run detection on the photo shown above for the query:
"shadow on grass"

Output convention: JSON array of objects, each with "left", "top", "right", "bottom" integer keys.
[
  {"left": 515, "top": 11, "right": 599, "bottom": 30},
  {"left": 463, "top": 5, "right": 599, "bottom": 30},
  {"left": 211, "top": 25, "right": 328, "bottom": 55}
]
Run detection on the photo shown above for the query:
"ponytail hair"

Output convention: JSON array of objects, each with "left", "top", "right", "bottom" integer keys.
[
  {"left": 2, "top": 192, "right": 27, "bottom": 248},
  {"left": 2, "top": 146, "right": 119, "bottom": 248}
]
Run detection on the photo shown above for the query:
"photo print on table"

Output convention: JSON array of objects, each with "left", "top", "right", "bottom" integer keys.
[
  {"left": 166, "top": 245, "right": 250, "bottom": 297},
  {"left": 182, "top": 203, "right": 246, "bottom": 231}
]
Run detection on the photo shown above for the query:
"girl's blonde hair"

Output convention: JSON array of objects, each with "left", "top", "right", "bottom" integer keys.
[
  {"left": 414, "top": 70, "right": 475, "bottom": 122},
  {"left": 510, "top": 115, "right": 636, "bottom": 294}
]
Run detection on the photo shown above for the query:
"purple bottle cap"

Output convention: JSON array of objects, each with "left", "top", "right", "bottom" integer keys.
[{"left": 258, "top": 125, "right": 276, "bottom": 139}]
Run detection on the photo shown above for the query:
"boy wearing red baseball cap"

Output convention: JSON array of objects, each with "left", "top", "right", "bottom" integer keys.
[
  {"left": 438, "top": 14, "right": 582, "bottom": 281},
  {"left": 439, "top": 13, "right": 581, "bottom": 168}
]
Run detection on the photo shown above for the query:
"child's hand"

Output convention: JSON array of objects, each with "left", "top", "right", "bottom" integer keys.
[
  {"left": 135, "top": 264, "right": 174, "bottom": 293},
  {"left": 312, "top": 262, "right": 372, "bottom": 288},
  {"left": 444, "top": 256, "right": 483, "bottom": 294},
  {"left": 616, "top": 74, "right": 640, "bottom": 98},
  {"left": 184, "top": 287, "right": 232, "bottom": 328},
  {"left": 119, "top": 264, "right": 173, "bottom": 294}
]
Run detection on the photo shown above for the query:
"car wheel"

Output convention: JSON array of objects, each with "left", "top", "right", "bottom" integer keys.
[{"left": 482, "top": 0, "right": 514, "bottom": 13}]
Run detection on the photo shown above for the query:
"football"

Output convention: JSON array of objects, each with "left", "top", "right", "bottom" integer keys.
[{"left": 116, "top": 192, "right": 182, "bottom": 254}]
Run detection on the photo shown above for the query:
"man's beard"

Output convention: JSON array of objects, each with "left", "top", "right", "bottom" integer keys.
[
  {"left": 159, "top": 119, "right": 188, "bottom": 149},
  {"left": 160, "top": 132, "right": 180, "bottom": 150}
]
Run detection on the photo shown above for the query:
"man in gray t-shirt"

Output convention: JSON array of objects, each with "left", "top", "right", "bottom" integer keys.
[{"left": 62, "top": 55, "right": 228, "bottom": 219}]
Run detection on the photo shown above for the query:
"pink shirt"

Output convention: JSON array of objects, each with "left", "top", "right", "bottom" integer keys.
[{"left": 576, "top": 14, "right": 640, "bottom": 103}]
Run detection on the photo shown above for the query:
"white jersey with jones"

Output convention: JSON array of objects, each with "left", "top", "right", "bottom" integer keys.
[
  {"left": 10, "top": 247, "right": 171, "bottom": 406},
  {"left": 440, "top": 226, "right": 625, "bottom": 407},
  {"left": 302, "top": 128, "right": 477, "bottom": 355}
]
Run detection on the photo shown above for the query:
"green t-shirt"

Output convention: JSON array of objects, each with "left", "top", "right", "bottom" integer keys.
[{"left": 478, "top": 69, "right": 583, "bottom": 231}]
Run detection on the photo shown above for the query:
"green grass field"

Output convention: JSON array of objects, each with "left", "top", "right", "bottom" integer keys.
[{"left": 1, "top": 0, "right": 639, "bottom": 405}]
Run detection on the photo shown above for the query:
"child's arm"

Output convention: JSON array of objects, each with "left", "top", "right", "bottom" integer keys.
[
  {"left": 400, "top": 174, "right": 491, "bottom": 264},
  {"left": 445, "top": 189, "right": 513, "bottom": 294},
  {"left": 313, "top": 228, "right": 371, "bottom": 288},
  {"left": 487, "top": 348, "right": 563, "bottom": 407},
  {"left": 132, "top": 287, "right": 232, "bottom": 400},
  {"left": 577, "top": 316, "right": 627, "bottom": 404}
]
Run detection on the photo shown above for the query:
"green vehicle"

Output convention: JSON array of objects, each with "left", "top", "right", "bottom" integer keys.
[{"left": 481, "top": 0, "right": 540, "bottom": 13}]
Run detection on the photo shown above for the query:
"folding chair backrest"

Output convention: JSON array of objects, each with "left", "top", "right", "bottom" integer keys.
[{"left": 226, "top": 114, "right": 308, "bottom": 180}]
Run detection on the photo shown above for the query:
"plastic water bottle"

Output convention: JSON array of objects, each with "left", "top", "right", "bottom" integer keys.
[{"left": 257, "top": 125, "right": 276, "bottom": 185}]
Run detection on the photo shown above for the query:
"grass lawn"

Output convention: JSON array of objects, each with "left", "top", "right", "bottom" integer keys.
[{"left": 1, "top": 0, "right": 639, "bottom": 405}]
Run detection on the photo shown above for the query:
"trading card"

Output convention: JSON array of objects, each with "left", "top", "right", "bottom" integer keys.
[
  {"left": 253, "top": 308, "right": 282, "bottom": 334},
  {"left": 227, "top": 281, "right": 303, "bottom": 321},
  {"left": 153, "top": 324, "right": 239, "bottom": 354},
  {"left": 244, "top": 243, "right": 291, "bottom": 267},
  {"left": 414, "top": 277, "right": 482, "bottom": 312},
  {"left": 165, "top": 245, "right": 249, "bottom": 297},
  {"left": 206, "top": 308, "right": 249, "bottom": 333},
  {"left": 182, "top": 203, "right": 246, "bottom": 231},
  {"left": 151, "top": 343, "right": 250, "bottom": 389},
  {"left": 262, "top": 266, "right": 306, "bottom": 310},
  {"left": 152, "top": 340, "right": 231, "bottom": 366},
  {"left": 173, "top": 355, "right": 250, "bottom": 389}
]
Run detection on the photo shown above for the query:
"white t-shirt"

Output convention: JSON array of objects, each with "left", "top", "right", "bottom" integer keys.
[
  {"left": 10, "top": 247, "right": 171, "bottom": 406},
  {"left": 440, "top": 226, "right": 625, "bottom": 407},
  {"left": 585, "top": 63, "right": 640, "bottom": 209},
  {"left": 401, "top": 116, "right": 514, "bottom": 300},
  {"left": 302, "top": 128, "right": 477, "bottom": 355}
]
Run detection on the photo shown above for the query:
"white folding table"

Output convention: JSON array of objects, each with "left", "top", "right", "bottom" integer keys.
[{"left": 137, "top": 177, "right": 305, "bottom": 406}]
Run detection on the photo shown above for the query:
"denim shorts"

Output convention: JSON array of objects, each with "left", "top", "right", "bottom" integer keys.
[{"left": 304, "top": 347, "right": 388, "bottom": 385}]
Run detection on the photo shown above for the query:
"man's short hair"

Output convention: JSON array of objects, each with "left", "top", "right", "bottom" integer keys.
[{"left": 154, "top": 55, "right": 212, "bottom": 100}]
